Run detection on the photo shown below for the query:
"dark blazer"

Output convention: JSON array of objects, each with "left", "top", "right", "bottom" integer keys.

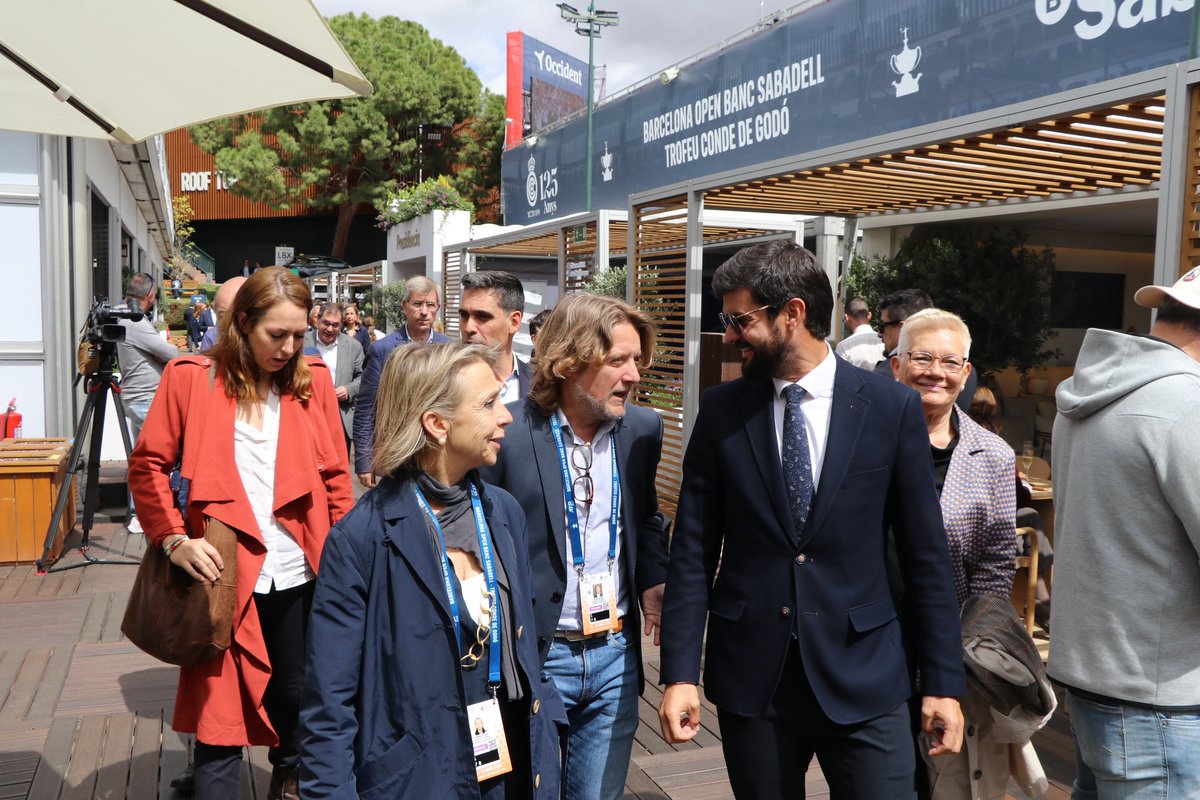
[
  {"left": 299, "top": 475, "right": 565, "bottom": 800},
  {"left": 352, "top": 326, "right": 452, "bottom": 473},
  {"left": 659, "top": 357, "right": 965, "bottom": 724},
  {"left": 479, "top": 397, "right": 670, "bottom": 691},
  {"left": 304, "top": 331, "right": 365, "bottom": 438},
  {"left": 516, "top": 356, "right": 534, "bottom": 398}
]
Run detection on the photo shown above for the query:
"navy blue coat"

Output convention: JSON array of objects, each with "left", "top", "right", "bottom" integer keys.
[
  {"left": 299, "top": 475, "right": 565, "bottom": 799},
  {"left": 660, "top": 358, "right": 966, "bottom": 724},
  {"left": 352, "top": 327, "right": 451, "bottom": 473}
]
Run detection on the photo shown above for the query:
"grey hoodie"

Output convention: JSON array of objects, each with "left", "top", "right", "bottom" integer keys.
[{"left": 1048, "top": 328, "right": 1200, "bottom": 707}]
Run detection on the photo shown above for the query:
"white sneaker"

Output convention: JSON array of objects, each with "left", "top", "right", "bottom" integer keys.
[{"left": 127, "top": 514, "right": 144, "bottom": 534}]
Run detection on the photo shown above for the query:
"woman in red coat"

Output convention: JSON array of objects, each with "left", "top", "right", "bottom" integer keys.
[{"left": 129, "top": 267, "right": 354, "bottom": 799}]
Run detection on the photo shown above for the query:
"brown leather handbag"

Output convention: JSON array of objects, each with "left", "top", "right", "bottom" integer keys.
[{"left": 121, "top": 517, "right": 240, "bottom": 667}]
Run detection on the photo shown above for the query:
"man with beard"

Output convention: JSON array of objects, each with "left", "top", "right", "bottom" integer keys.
[
  {"left": 480, "top": 293, "right": 669, "bottom": 800},
  {"left": 657, "top": 241, "right": 965, "bottom": 799}
]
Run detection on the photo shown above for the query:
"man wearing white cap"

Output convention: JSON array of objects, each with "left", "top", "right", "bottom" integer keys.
[{"left": 1049, "top": 266, "right": 1200, "bottom": 799}]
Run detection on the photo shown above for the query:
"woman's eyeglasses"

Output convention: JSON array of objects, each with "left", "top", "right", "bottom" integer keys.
[
  {"left": 571, "top": 442, "right": 594, "bottom": 504},
  {"left": 905, "top": 351, "right": 967, "bottom": 374}
]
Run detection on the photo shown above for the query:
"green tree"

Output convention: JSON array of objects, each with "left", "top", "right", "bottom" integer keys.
[
  {"left": 452, "top": 90, "right": 506, "bottom": 223},
  {"left": 582, "top": 266, "right": 628, "bottom": 299},
  {"left": 359, "top": 281, "right": 408, "bottom": 332},
  {"left": 847, "top": 225, "right": 1058, "bottom": 375},
  {"left": 190, "top": 14, "right": 483, "bottom": 258}
]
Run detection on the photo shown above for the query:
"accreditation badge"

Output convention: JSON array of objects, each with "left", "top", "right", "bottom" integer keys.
[
  {"left": 580, "top": 571, "right": 618, "bottom": 634},
  {"left": 468, "top": 697, "right": 512, "bottom": 782}
]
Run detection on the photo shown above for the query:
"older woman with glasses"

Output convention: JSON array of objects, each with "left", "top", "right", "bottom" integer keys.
[
  {"left": 893, "top": 308, "right": 1024, "bottom": 799},
  {"left": 300, "top": 343, "right": 565, "bottom": 799}
]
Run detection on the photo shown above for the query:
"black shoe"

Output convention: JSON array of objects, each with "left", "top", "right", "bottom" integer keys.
[
  {"left": 170, "top": 764, "right": 195, "bottom": 793},
  {"left": 268, "top": 765, "right": 300, "bottom": 800}
]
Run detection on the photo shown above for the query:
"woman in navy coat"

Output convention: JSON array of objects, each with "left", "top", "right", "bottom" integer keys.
[{"left": 300, "top": 343, "right": 565, "bottom": 799}]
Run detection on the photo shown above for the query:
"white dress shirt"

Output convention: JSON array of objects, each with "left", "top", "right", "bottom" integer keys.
[
  {"left": 835, "top": 323, "right": 885, "bottom": 370},
  {"left": 555, "top": 410, "right": 628, "bottom": 631},
  {"left": 499, "top": 352, "right": 524, "bottom": 405},
  {"left": 771, "top": 343, "right": 836, "bottom": 491},
  {"left": 235, "top": 391, "right": 314, "bottom": 593},
  {"left": 315, "top": 336, "right": 338, "bottom": 383}
]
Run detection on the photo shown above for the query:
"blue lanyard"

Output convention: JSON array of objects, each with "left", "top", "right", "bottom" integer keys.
[
  {"left": 548, "top": 414, "right": 620, "bottom": 574},
  {"left": 414, "top": 481, "right": 502, "bottom": 690}
]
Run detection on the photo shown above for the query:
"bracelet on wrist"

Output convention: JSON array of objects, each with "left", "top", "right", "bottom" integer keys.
[{"left": 163, "top": 535, "right": 188, "bottom": 557}]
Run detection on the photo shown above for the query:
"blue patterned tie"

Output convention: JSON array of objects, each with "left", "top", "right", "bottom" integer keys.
[{"left": 782, "top": 384, "right": 813, "bottom": 534}]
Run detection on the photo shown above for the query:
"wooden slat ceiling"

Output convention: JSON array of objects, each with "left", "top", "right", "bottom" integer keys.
[
  {"left": 468, "top": 220, "right": 631, "bottom": 258},
  {"left": 704, "top": 97, "right": 1164, "bottom": 215}
]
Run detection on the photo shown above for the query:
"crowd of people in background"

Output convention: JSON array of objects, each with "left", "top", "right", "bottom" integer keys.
[{"left": 111, "top": 244, "right": 1200, "bottom": 800}]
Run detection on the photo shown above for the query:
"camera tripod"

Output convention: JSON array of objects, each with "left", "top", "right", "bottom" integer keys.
[{"left": 36, "top": 338, "right": 142, "bottom": 573}]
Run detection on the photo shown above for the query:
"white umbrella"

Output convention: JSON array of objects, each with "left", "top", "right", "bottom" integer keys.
[{"left": 0, "top": 0, "right": 372, "bottom": 144}]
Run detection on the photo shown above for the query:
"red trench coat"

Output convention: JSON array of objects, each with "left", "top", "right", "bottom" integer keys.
[{"left": 128, "top": 355, "right": 354, "bottom": 746}]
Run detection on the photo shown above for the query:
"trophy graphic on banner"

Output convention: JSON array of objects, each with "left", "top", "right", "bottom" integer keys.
[
  {"left": 890, "top": 27, "right": 923, "bottom": 97},
  {"left": 601, "top": 142, "right": 614, "bottom": 182}
]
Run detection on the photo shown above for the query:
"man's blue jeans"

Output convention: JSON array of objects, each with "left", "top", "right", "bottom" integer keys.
[
  {"left": 544, "top": 627, "right": 640, "bottom": 800},
  {"left": 1069, "top": 691, "right": 1200, "bottom": 799}
]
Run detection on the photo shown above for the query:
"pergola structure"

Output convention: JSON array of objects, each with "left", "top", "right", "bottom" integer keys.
[{"left": 627, "top": 66, "right": 1200, "bottom": 514}]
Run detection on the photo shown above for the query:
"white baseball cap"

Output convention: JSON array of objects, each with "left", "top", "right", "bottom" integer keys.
[{"left": 1134, "top": 265, "right": 1200, "bottom": 310}]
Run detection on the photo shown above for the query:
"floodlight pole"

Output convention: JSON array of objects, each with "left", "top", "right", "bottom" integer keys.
[{"left": 559, "top": 2, "right": 619, "bottom": 214}]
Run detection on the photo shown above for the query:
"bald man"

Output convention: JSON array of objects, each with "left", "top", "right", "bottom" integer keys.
[{"left": 199, "top": 276, "right": 247, "bottom": 352}]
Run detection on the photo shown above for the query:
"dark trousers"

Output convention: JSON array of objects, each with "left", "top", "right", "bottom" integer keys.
[
  {"left": 193, "top": 581, "right": 314, "bottom": 798},
  {"left": 718, "top": 644, "right": 916, "bottom": 800}
]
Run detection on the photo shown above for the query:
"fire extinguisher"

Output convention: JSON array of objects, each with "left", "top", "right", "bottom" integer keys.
[{"left": 1, "top": 398, "right": 22, "bottom": 440}]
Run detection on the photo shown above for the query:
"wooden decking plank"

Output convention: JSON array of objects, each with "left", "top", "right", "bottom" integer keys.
[
  {"left": 127, "top": 713, "right": 162, "bottom": 799},
  {"left": 158, "top": 725, "right": 189, "bottom": 798},
  {"left": 92, "top": 712, "right": 134, "bottom": 800},
  {"left": 99, "top": 590, "right": 129, "bottom": 643},
  {"left": 25, "top": 646, "right": 73, "bottom": 722},
  {"left": 0, "top": 652, "right": 22, "bottom": 720},
  {"left": 0, "top": 569, "right": 32, "bottom": 603},
  {"left": 77, "top": 592, "right": 110, "bottom": 645},
  {"left": 0, "top": 648, "right": 51, "bottom": 722},
  {"left": 59, "top": 713, "right": 104, "bottom": 799},
  {"left": 28, "top": 716, "right": 73, "bottom": 799},
  {"left": 624, "top": 760, "right": 670, "bottom": 799}
]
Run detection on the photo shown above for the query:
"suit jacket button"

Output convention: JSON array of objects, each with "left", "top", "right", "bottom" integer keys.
[
  {"left": 532, "top": 699, "right": 541, "bottom": 714},
  {"left": 551, "top": 591, "right": 564, "bottom": 603},
  {"left": 781, "top": 606, "right": 792, "bottom": 617},
  {"left": 517, "top": 625, "right": 524, "bottom": 639},
  {"left": 534, "top": 774, "right": 541, "bottom": 789},
  {"left": 794, "top": 553, "right": 806, "bottom": 565}
]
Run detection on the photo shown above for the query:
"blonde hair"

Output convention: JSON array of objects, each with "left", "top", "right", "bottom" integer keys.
[
  {"left": 371, "top": 343, "right": 497, "bottom": 477},
  {"left": 208, "top": 267, "right": 313, "bottom": 405},
  {"left": 897, "top": 307, "right": 972, "bottom": 360},
  {"left": 528, "top": 293, "right": 655, "bottom": 415}
]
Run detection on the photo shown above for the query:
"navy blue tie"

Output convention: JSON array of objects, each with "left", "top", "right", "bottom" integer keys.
[{"left": 782, "top": 384, "right": 813, "bottom": 534}]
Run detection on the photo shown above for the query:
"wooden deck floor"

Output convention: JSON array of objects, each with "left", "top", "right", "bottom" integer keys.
[{"left": 0, "top": 517, "right": 1076, "bottom": 799}]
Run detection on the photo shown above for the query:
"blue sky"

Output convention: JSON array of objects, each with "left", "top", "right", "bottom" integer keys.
[{"left": 312, "top": 1, "right": 780, "bottom": 96}]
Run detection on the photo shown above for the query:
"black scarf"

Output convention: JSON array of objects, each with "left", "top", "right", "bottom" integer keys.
[{"left": 416, "top": 471, "right": 521, "bottom": 701}]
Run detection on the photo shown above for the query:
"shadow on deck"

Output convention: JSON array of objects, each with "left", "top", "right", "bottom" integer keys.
[{"left": 0, "top": 518, "right": 1076, "bottom": 799}]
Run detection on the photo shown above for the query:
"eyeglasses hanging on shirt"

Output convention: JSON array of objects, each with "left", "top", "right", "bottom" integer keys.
[{"left": 571, "top": 442, "right": 594, "bottom": 504}]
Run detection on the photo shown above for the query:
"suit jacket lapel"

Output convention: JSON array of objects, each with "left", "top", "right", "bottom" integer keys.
[
  {"left": 380, "top": 481, "right": 455, "bottom": 624},
  {"left": 530, "top": 411, "right": 568, "bottom": 570},
  {"left": 742, "top": 379, "right": 794, "bottom": 542},
  {"left": 613, "top": 416, "right": 639, "bottom": 569},
  {"left": 804, "top": 360, "right": 868, "bottom": 542}
]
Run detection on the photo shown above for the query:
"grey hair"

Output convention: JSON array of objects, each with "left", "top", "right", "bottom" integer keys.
[
  {"left": 897, "top": 308, "right": 972, "bottom": 360},
  {"left": 403, "top": 275, "right": 440, "bottom": 305}
]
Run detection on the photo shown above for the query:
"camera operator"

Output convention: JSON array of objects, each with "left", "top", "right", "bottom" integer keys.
[{"left": 116, "top": 273, "right": 180, "bottom": 533}]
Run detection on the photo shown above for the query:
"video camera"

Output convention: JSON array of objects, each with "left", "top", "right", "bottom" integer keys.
[{"left": 84, "top": 299, "right": 144, "bottom": 345}]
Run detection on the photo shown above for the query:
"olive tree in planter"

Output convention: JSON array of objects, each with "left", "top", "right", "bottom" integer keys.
[
  {"left": 846, "top": 224, "right": 1059, "bottom": 377},
  {"left": 359, "top": 280, "right": 408, "bottom": 333}
]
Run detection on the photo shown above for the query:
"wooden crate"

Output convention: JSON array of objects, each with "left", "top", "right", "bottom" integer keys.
[{"left": 0, "top": 443, "right": 76, "bottom": 564}]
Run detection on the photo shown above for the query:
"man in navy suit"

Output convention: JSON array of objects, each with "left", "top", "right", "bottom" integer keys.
[
  {"left": 353, "top": 275, "right": 450, "bottom": 486},
  {"left": 459, "top": 270, "right": 533, "bottom": 403},
  {"left": 658, "top": 242, "right": 965, "bottom": 798},
  {"left": 480, "top": 293, "right": 669, "bottom": 800}
]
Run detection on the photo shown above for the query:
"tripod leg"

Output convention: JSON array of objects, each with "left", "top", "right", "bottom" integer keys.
[
  {"left": 36, "top": 390, "right": 98, "bottom": 571},
  {"left": 78, "top": 382, "right": 111, "bottom": 550},
  {"left": 110, "top": 389, "right": 138, "bottom": 526}
]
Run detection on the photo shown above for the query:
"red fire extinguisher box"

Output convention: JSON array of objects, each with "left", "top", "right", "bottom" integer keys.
[{"left": 0, "top": 438, "right": 75, "bottom": 565}]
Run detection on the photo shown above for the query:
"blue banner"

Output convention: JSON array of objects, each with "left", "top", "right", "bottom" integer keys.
[{"left": 504, "top": 0, "right": 1194, "bottom": 223}]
